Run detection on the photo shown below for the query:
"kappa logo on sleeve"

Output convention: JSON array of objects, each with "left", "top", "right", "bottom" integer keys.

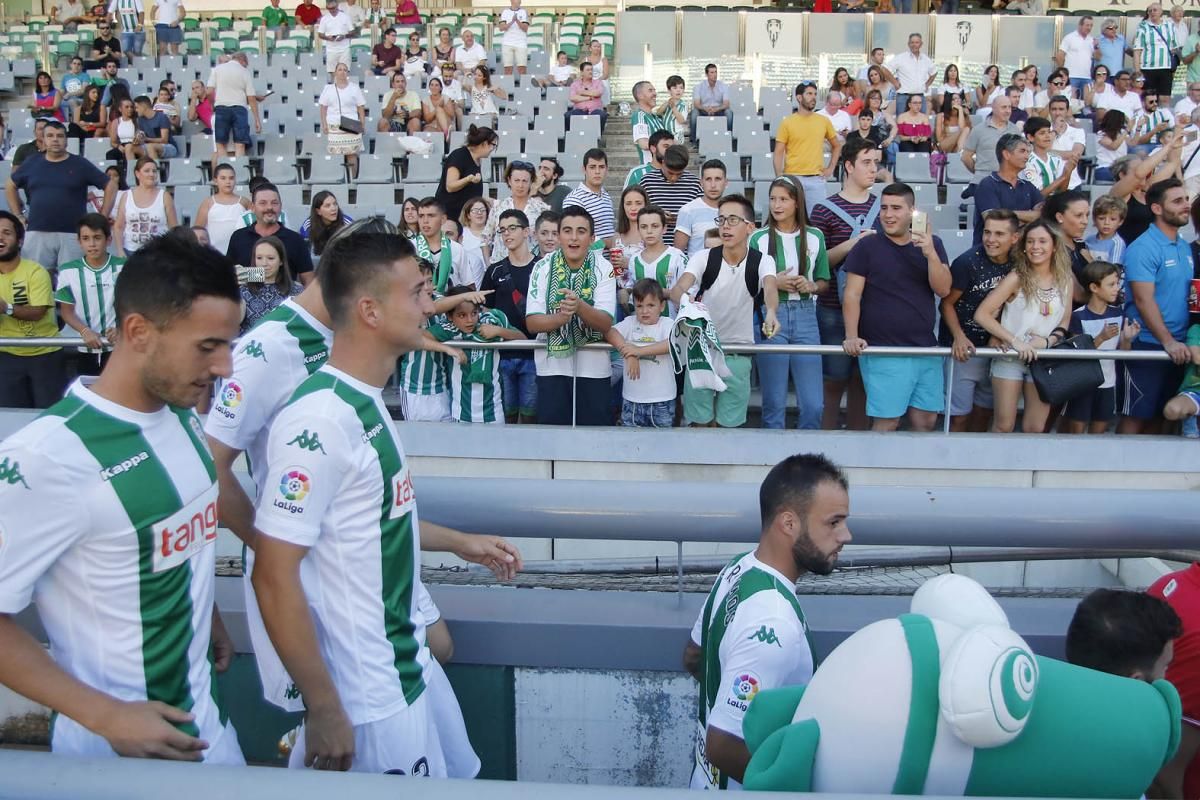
[
  {"left": 747, "top": 625, "right": 782, "bottom": 648},
  {"left": 273, "top": 467, "right": 311, "bottom": 515},
  {"left": 0, "top": 457, "right": 30, "bottom": 489},
  {"left": 286, "top": 429, "right": 327, "bottom": 454}
]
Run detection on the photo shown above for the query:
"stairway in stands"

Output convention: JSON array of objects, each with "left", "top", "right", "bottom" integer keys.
[{"left": 597, "top": 106, "right": 701, "bottom": 198}]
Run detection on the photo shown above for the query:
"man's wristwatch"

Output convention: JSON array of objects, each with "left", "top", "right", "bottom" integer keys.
[{"left": 4, "top": 306, "right": 14, "bottom": 316}]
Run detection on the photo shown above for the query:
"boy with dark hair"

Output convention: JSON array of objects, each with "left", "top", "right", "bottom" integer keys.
[
  {"left": 625, "top": 204, "right": 686, "bottom": 313},
  {"left": 56, "top": 212, "right": 125, "bottom": 376},
  {"left": 426, "top": 285, "right": 526, "bottom": 424},
  {"left": 1085, "top": 195, "right": 1128, "bottom": 265},
  {"left": 1062, "top": 260, "right": 1140, "bottom": 434},
  {"left": 1066, "top": 588, "right": 1181, "bottom": 682},
  {"left": 674, "top": 158, "right": 728, "bottom": 257},
  {"left": 606, "top": 278, "right": 675, "bottom": 427},
  {"left": 482, "top": 208, "right": 539, "bottom": 424}
]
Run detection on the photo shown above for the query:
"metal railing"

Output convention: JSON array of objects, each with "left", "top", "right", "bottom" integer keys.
[{"left": 6, "top": 336, "right": 1182, "bottom": 433}]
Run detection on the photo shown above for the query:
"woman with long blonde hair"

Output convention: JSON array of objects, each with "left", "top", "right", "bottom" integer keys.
[{"left": 974, "top": 220, "right": 1074, "bottom": 433}]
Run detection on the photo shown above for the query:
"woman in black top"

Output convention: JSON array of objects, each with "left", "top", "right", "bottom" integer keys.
[
  {"left": 1108, "top": 142, "right": 1182, "bottom": 245},
  {"left": 436, "top": 123, "right": 497, "bottom": 222}
]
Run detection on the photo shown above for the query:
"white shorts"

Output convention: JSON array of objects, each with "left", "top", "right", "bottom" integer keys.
[
  {"left": 424, "top": 654, "right": 480, "bottom": 778},
  {"left": 324, "top": 47, "right": 351, "bottom": 72},
  {"left": 288, "top": 691, "right": 448, "bottom": 776},
  {"left": 53, "top": 715, "right": 245, "bottom": 765},
  {"left": 402, "top": 389, "right": 451, "bottom": 421},
  {"left": 243, "top": 548, "right": 305, "bottom": 712},
  {"left": 501, "top": 44, "right": 527, "bottom": 68}
]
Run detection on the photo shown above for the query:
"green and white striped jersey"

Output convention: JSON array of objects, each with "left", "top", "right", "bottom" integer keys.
[
  {"left": 111, "top": 0, "right": 143, "bottom": 32},
  {"left": 0, "top": 381, "right": 242, "bottom": 762},
  {"left": 631, "top": 107, "right": 668, "bottom": 165},
  {"left": 428, "top": 308, "right": 515, "bottom": 424},
  {"left": 255, "top": 364, "right": 427, "bottom": 725},
  {"left": 748, "top": 225, "right": 831, "bottom": 302},
  {"left": 624, "top": 163, "right": 654, "bottom": 190},
  {"left": 54, "top": 255, "right": 125, "bottom": 350},
  {"left": 1136, "top": 20, "right": 1178, "bottom": 70},
  {"left": 626, "top": 246, "right": 686, "bottom": 301},
  {"left": 689, "top": 551, "right": 814, "bottom": 791},
  {"left": 399, "top": 311, "right": 449, "bottom": 396}
]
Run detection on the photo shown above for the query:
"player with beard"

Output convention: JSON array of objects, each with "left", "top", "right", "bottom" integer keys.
[{"left": 683, "top": 453, "right": 852, "bottom": 790}]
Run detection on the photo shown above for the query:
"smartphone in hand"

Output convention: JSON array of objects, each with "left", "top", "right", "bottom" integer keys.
[{"left": 911, "top": 210, "right": 929, "bottom": 237}]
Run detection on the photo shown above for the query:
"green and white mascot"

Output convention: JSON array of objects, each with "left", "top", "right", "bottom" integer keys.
[{"left": 742, "top": 574, "right": 1181, "bottom": 797}]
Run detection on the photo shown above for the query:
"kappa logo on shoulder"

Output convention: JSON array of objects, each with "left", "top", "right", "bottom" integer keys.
[
  {"left": 240, "top": 339, "right": 268, "bottom": 362},
  {"left": 0, "top": 457, "right": 30, "bottom": 489}
]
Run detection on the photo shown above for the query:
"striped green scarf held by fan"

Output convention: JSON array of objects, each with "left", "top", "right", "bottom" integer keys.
[{"left": 546, "top": 249, "right": 603, "bottom": 359}]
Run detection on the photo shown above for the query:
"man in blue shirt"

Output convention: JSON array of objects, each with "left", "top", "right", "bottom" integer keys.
[
  {"left": 1095, "top": 18, "right": 1129, "bottom": 77},
  {"left": 1120, "top": 177, "right": 1194, "bottom": 434},
  {"left": 972, "top": 134, "right": 1043, "bottom": 244}
]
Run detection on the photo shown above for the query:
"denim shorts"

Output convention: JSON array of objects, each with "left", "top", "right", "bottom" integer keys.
[
  {"left": 214, "top": 105, "right": 251, "bottom": 146},
  {"left": 155, "top": 23, "right": 183, "bottom": 44},
  {"left": 816, "top": 304, "right": 853, "bottom": 382},
  {"left": 499, "top": 357, "right": 536, "bottom": 416},
  {"left": 621, "top": 399, "right": 674, "bottom": 428}
]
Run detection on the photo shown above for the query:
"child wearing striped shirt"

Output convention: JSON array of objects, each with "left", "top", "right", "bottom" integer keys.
[
  {"left": 426, "top": 286, "right": 526, "bottom": 424},
  {"left": 55, "top": 212, "right": 124, "bottom": 375}
]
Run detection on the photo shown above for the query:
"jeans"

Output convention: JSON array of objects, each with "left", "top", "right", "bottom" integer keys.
[
  {"left": 939, "top": 0, "right": 959, "bottom": 11},
  {"left": 816, "top": 302, "right": 853, "bottom": 381},
  {"left": 621, "top": 399, "right": 674, "bottom": 427},
  {"left": 1068, "top": 77, "right": 1089, "bottom": 96},
  {"left": 499, "top": 357, "right": 536, "bottom": 416},
  {"left": 885, "top": 140, "right": 899, "bottom": 167},
  {"left": 755, "top": 300, "right": 823, "bottom": 429},
  {"left": 895, "top": 0, "right": 912, "bottom": 11},
  {"left": 120, "top": 30, "right": 146, "bottom": 55},
  {"left": 567, "top": 107, "right": 608, "bottom": 133}
]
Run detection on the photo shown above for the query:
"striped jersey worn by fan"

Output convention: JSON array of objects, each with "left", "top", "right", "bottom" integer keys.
[
  {"left": 54, "top": 255, "right": 126, "bottom": 350},
  {"left": 255, "top": 364, "right": 428, "bottom": 725},
  {"left": 203, "top": 297, "right": 331, "bottom": 711},
  {"left": 689, "top": 551, "right": 814, "bottom": 791},
  {"left": 428, "top": 308, "right": 516, "bottom": 424},
  {"left": 0, "top": 381, "right": 244, "bottom": 763},
  {"left": 1135, "top": 19, "right": 1178, "bottom": 70}
]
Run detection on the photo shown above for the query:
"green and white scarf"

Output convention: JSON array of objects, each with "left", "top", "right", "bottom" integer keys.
[
  {"left": 414, "top": 233, "right": 453, "bottom": 292},
  {"left": 546, "top": 249, "right": 602, "bottom": 359}
]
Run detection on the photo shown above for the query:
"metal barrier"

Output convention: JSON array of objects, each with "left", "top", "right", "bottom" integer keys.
[{"left": 4, "top": 336, "right": 1180, "bottom": 433}]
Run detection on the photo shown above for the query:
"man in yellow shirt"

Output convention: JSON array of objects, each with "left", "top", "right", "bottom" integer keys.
[
  {"left": 773, "top": 81, "right": 841, "bottom": 214},
  {"left": 0, "top": 212, "right": 65, "bottom": 408}
]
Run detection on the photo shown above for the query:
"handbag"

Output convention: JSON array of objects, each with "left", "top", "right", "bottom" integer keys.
[
  {"left": 1029, "top": 333, "right": 1104, "bottom": 405},
  {"left": 334, "top": 85, "right": 363, "bottom": 134}
]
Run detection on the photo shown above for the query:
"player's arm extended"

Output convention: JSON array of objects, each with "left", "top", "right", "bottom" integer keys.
[
  {"left": 208, "top": 437, "right": 256, "bottom": 548},
  {"left": 419, "top": 521, "right": 523, "bottom": 581}
]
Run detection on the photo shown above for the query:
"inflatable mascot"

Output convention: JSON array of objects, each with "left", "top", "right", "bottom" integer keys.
[{"left": 741, "top": 574, "right": 1181, "bottom": 797}]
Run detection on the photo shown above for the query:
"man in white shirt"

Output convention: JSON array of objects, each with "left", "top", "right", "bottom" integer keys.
[
  {"left": 1048, "top": 96, "right": 1085, "bottom": 190},
  {"left": 674, "top": 160, "right": 727, "bottom": 257},
  {"left": 438, "top": 61, "right": 465, "bottom": 129},
  {"left": 207, "top": 51, "right": 260, "bottom": 158},
  {"left": 150, "top": 0, "right": 184, "bottom": 56},
  {"left": 1176, "top": 82, "right": 1200, "bottom": 119},
  {"left": 454, "top": 28, "right": 486, "bottom": 76},
  {"left": 498, "top": 0, "right": 529, "bottom": 76},
  {"left": 1010, "top": 69, "right": 1036, "bottom": 111},
  {"left": 337, "top": 0, "right": 366, "bottom": 31},
  {"left": 856, "top": 47, "right": 891, "bottom": 82},
  {"left": 316, "top": 0, "right": 353, "bottom": 74},
  {"left": 1057, "top": 15, "right": 1097, "bottom": 96},
  {"left": 885, "top": 33, "right": 936, "bottom": 114},
  {"left": 818, "top": 91, "right": 852, "bottom": 140}
]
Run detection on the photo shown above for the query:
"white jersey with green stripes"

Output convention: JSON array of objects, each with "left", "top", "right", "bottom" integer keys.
[
  {"left": 631, "top": 108, "right": 667, "bottom": 165},
  {"left": 54, "top": 255, "right": 126, "bottom": 351},
  {"left": 429, "top": 309, "right": 514, "bottom": 424},
  {"left": 0, "top": 381, "right": 243, "bottom": 763},
  {"left": 111, "top": 0, "right": 142, "bottom": 32},
  {"left": 689, "top": 551, "right": 814, "bottom": 791},
  {"left": 255, "top": 364, "right": 428, "bottom": 725},
  {"left": 203, "top": 297, "right": 331, "bottom": 712},
  {"left": 625, "top": 246, "right": 685, "bottom": 292},
  {"left": 399, "top": 314, "right": 449, "bottom": 396},
  {"left": 1135, "top": 19, "right": 1177, "bottom": 70}
]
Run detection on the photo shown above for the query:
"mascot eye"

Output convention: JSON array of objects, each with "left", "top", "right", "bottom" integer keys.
[{"left": 993, "top": 648, "right": 1036, "bottom": 732}]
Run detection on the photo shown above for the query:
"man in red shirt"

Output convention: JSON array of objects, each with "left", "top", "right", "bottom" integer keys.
[
  {"left": 294, "top": 0, "right": 321, "bottom": 27},
  {"left": 1149, "top": 564, "right": 1200, "bottom": 799}
]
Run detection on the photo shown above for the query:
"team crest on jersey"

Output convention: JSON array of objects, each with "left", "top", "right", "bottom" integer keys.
[
  {"left": 214, "top": 381, "right": 244, "bottom": 419},
  {"left": 389, "top": 469, "right": 416, "bottom": 519},
  {"left": 727, "top": 672, "right": 760, "bottom": 711},
  {"left": 274, "top": 468, "right": 311, "bottom": 514}
]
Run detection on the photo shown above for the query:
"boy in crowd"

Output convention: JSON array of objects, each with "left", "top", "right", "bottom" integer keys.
[
  {"left": 533, "top": 209, "right": 560, "bottom": 259},
  {"left": 1085, "top": 195, "right": 1129, "bottom": 265},
  {"left": 1063, "top": 261, "right": 1141, "bottom": 434},
  {"left": 55, "top": 213, "right": 124, "bottom": 376},
  {"left": 427, "top": 286, "right": 526, "bottom": 425},
  {"left": 624, "top": 205, "right": 685, "bottom": 314},
  {"left": 536, "top": 50, "right": 575, "bottom": 88},
  {"left": 398, "top": 258, "right": 469, "bottom": 421},
  {"left": 482, "top": 209, "right": 538, "bottom": 424},
  {"left": 674, "top": 160, "right": 728, "bottom": 258},
  {"left": 1021, "top": 117, "right": 1072, "bottom": 196},
  {"left": 703, "top": 228, "right": 721, "bottom": 249},
  {"left": 606, "top": 278, "right": 675, "bottom": 427},
  {"left": 669, "top": 194, "right": 780, "bottom": 428},
  {"left": 1162, "top": 318, "right": 1200, "bottom": 437},
  {"left": 1066, "top": 588, "right": 1181, "bottom": 682}
]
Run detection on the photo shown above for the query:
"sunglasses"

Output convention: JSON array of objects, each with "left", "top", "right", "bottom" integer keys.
[{"left": 511, "top": 160, "right": 534, "bottom": 170}]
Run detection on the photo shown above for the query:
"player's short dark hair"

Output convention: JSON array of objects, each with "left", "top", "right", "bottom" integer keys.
[
  {"left": 319, "top": 232, "right": 418, "bottom": 328},
  {"left": 981, "top": 208, "right": 1019, "bottom": 230},
  {"left": 1066, "top": 589, "right": 1181, "bottom": 678},
  {"left": 583, "top": 148, "right": 607, "bottom": 167},
  {"left": 1147, "top": 177, "right": 1184, "bottom": 212},
  {"left": 1080, "top": 260, "right": 1121, "bottom": 292},
  {"left": 418, "top": 196, "right": 447, "bottom": 215},
  {"left": 718, "top": 193, "right": 754, "bottom": 222},
  {"left": 840, "top": 136, "right": 880, "bottom": 169},
  {"left": 535, "top": 209, "right": 561, "bottom": 229},
  {"left": 759, "top": 453, "right": 849, "bottom": 531},
  {"left": 857, "top": 110, "right": 874, "bottom": 120},
  {"left": 700, "top": 158, "right": 727, "bottom": 176},
  {"left": 637, "top": 204, "right": 668, "bottom": 227},
  {"left": 1023, "top": 116, "right": 1051, "bottom": 137},
  {"left": 445, "top": 283, "right": 481, "bottom": 309},
  {"left": 499, "top": 208, "right": 529, "bottom": 228},
  {"left": 648, "top": 129, "right": 675, "bottom": 148},
  {"left": 666, "top": 74, "right": 684, "bottom": 90},
  {"left": 0, "top": 211, "right": 25, "bottom": 242},
  {"left": 133, "top": 94, "right": 152, "bottom": 106},
  {"left": 881, "top": 182, "right": 915, "bottom": 206},
  {"left": 559, "top": 205, "right": 594, "bottom": 234},
  {"left": 251, "top": 181, "right": 280, "bottom": 201},
  {"left": 114, "top": 234, "right": 239, "bottom": 326},
  {"left": 77, "top": 212, "right": 111, "bottom": 238},
  {"left": 630, "top": 278, "right": 665, "bottom": 303},
  {"left": 663, "top": 144, "right": 690, "bottom": 171}
]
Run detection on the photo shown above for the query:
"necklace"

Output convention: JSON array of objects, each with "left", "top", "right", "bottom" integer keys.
[{"left": 1034, "top": 285, "right": 1058, "bottom": 317}]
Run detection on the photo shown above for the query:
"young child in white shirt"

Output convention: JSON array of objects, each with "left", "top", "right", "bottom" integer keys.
[{"left": 606, "top": 279, "right": 676, "bottom": 427}]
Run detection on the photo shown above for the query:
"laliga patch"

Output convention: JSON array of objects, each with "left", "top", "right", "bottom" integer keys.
[
  {"left": 213, "top": 380, "right": 244, "bottom": 421},
  {"left": 390, "top": 469, "right": 416, "bottom": 519},
  {"left": 152, "top": 485, "right": 219, "bottom": 573},
  {"left": 726, "top": 671, "right": 760, "bottom": 711},
  {"left": 273, "top": 467, "right": 312, "bottom": 515}
]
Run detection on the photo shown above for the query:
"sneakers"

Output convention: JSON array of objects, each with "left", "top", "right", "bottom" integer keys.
[{"left": 1183, "top": 416, "right": 1199, "bottom": 439}]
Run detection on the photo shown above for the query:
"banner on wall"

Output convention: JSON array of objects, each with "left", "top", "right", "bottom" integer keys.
[
  {"left": 745, "top": 13, "right": 803, "bottom": 58},
  {"left": 933, "top": 14, "right": 992, "bottom": 62}
]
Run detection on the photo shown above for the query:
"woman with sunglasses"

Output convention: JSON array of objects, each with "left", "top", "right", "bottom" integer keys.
[
  {"left": 484, "top": 161, "right": 549, "bottom": 259},
  {"left": 1032, "top": 69, "right": 1074, "bottom": 118},
  {"left": 748, "top": 176, "right": 828, "bottom": 430},
  {"left": 1085, "top": 64, "right": 1113, "bottom": 118}
]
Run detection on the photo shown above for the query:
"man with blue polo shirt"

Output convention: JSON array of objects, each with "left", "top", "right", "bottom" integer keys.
[
  {"left": 841, "top": 182, "right": 951, "bottom": 433},
  {"left": 1119, "top": 177, "right": 1195, "bottom": 434},
  {"left": 972, "top": 133, "right": 1043, "bottom": 244}
]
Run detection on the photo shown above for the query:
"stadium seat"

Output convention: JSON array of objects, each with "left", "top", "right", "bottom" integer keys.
[
  {"left": 938, "top": 229, "right": 973, "bottom": 262},
  {"left": 82, "top": 138, "right": 110, "bottom": 162},
  {"left": 303, "top": 156, "right": 348, "bottom": 185},
  {"left": 699, "top": 131, "right": 733, "bottom": 155},
  {"left": 262, "top": 156, "right": 300, "bottom": 185},
  {"left": 735, "top": 129, "right": 771, "bottom": 156},
  {"left": 171, "top": 185, "right": 211, "bottom": 225},
  {"left": 694, "top": 116, "right": 727, "bottom": 141},
  {"left": 930, "top": 204, "right": 960, "bottom": 231},
  {"left": 164, "top": 159, "right": 205, "bottom": 187},
  {"left": 277, "top": 185, "right": 304, "bottom": 208},
  {"left": 355, "top": 184, "right": 398, "bottom": 208},
  {"left": 354, "top": 155, "right": 398, "bottom": 184},
  {"left": 401, "top": 183, "right": 438, "bottom": 201},
  {"left": 524, "top": 129, "right": 560, "bottom": 158},
  {"left": 566, "top": 113, "right": 601, "bottom": 140},
  {"left": 945, "top": 157, "right": 975, "bottom": 185},
  {"left": 894, "top": 152, "right": 933, "bottom": 184},
  {"left": 405, "top": 154, "right": 443, "bottom": 182}
]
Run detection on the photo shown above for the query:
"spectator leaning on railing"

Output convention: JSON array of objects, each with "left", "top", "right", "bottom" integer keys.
[{"left": 0, "top": 211, "right": 67, "bottom": 409}]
